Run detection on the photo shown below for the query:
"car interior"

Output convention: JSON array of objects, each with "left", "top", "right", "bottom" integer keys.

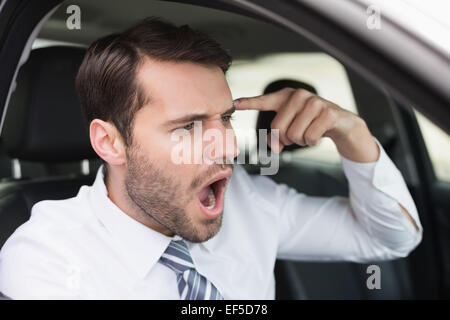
[{"left": 0, "top": 0, "right": 448, "bottom": 299}]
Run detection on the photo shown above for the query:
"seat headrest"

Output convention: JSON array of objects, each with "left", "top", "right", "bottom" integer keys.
[
  {"left": 256, "top": 79, "right": 318, "bottom": 152},
  {"left": 1, "top": 46, "right": 97, "bottom": 162}
]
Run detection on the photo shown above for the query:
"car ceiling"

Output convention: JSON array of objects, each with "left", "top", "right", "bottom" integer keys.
[{"left": 37, "top": 0, "right": 320, "bottom": 58}]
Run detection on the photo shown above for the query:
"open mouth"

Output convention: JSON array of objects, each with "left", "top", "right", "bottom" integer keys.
[{"left": 196, "top": 170, "right": 232, "bottom": 218}]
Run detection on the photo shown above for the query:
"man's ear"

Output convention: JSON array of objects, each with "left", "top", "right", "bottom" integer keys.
[{"left": 89, "top": 119, "right": 126, "bottom": 166}]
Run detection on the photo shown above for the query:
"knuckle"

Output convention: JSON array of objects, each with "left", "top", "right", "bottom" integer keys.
[
  {"left": 250, "top": 97, "right": 260, "bottom": 106},
  {"left": 286, "top": 126, "right": 301, "bottom": 143},
  {"left": 322, "top": 108, "right": 338, "bottom": 124},
  {"left": 238, "top": 97, "right": 249, "bottom": 106},
  {"left": 291, "top": 88, "right": 306, "bottom": 100},
  {"left": 304, "top": 132, "right": 318, "bottom": 146},
  {"left": 270, "top": 121, "right": 286, "bottom": 138},
  {"left": 322, "top": 107, "right": 335, "bottom": 119},
  {"left": 312, "top": 97, "right": 323, "bottom": 108},
  {"left": 283, "top": 87, "right": 296, "bottom": 94},
  {"left": 305, "top": 96, "right": 322, "bottom": 111},
  {"left": 270, "top": 119, "right": 281, "bottom": 131}
]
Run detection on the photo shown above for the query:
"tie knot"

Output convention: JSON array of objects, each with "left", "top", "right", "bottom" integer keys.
[{"left": 159, "top": 240, "right": 195, "bottom": 274}]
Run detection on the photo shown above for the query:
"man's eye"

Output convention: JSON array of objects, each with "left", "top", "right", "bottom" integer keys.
[
  {"left": 183, "top": 122, "right": 195, "bottom": 131},
  {"left": 221, "top": 115, "right": 233, "bottom": 123}
]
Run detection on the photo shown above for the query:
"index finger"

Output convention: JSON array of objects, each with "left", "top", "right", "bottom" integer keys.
[{"left": 233, "top": 88, "right": 294, "bottom": 112}]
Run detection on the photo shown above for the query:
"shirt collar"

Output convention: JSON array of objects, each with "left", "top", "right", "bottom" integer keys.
[{"left": 88, "top": 165, "right": 183, "bottom": 279}]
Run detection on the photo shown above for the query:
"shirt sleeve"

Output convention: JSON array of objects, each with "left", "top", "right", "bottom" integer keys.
[{"left": 274, "top": 139, "right": 423, "bottom": 262}]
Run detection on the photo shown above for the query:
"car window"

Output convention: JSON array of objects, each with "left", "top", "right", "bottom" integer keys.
[
  {"left": 415, "top": 111, "right": 450, "bottom": 182},
  {"left": 227, "top": 52, "right": 358, "bottom": 165}
]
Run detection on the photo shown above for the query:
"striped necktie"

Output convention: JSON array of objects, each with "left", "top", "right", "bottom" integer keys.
[{"left": 159, "top": 239, "right": 223, "bottom": 300}]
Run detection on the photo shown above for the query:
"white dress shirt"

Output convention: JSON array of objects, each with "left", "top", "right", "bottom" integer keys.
[{"left": 0, "top": 141, "right": 423, "bottom": 299}]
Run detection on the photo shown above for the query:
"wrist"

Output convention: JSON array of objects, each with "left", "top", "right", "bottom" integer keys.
[
  {"left": 327, "top": 114, "right": 365, "bottom": 144},
  {"left": 330, "top": 116, "right": 379, "bottom": 163}
]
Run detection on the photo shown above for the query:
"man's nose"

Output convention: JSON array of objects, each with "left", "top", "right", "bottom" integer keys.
[{"left": 203, "top": 120, "right": 240, "bottom": 164}]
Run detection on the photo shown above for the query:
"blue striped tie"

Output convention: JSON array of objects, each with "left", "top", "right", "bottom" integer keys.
[{"left": 160, "top": 240, "right": 223, "bottom": 300}]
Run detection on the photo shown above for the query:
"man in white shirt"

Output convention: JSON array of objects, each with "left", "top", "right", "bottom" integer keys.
[{"left": 0, "top": 17, "right": 422, "bottom": 299}]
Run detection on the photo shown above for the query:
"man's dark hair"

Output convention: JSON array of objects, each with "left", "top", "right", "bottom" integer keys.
[{"left": 75, "top": 17, "right": 232, "bottom": 147}]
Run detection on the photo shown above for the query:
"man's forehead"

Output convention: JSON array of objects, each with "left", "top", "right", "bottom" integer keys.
[
  {"left": 136, "top": 57, "right": 232, "bottom": 119},
  {"left": 137, "top": 57, "right": 227, "bottom": 92}
]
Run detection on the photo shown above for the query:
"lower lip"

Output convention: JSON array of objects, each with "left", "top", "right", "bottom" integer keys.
[{"left": 197, "top": 179, "right": 227, "bottom": 218}]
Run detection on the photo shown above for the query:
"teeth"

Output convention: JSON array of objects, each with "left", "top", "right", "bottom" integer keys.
[{"left": 206, "top": 188, "right": 216, "bottom": 209}]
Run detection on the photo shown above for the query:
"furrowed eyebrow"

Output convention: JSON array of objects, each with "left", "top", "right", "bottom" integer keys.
[
  {"left": 165, "top": 105, "right": 235, "bottom": 127},
  {"left": 223, "top": 106, "right": 235, "bottom": 115}
]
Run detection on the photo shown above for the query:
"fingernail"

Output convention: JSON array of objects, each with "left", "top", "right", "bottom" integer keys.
[{"left": 233, "top": 99, "right": 240, "bottom": 107}]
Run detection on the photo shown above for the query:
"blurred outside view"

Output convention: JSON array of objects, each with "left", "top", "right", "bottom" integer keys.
[{"left": 227, "top": 52, "right": 450, "bottom": 182}]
